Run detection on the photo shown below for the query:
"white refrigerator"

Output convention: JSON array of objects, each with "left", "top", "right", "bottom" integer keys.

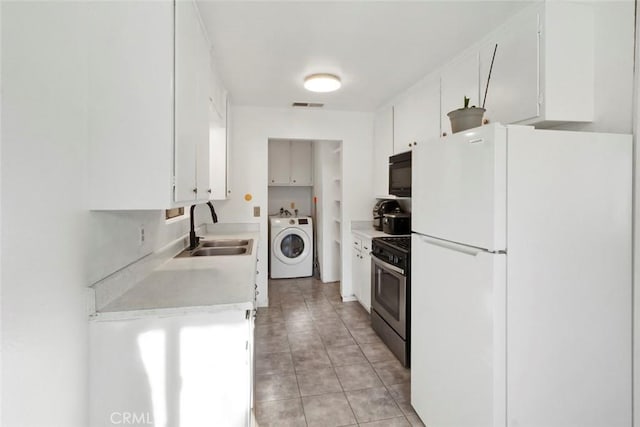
[{"left": 411, "top": 124, "right": 632, "bottom": 427}]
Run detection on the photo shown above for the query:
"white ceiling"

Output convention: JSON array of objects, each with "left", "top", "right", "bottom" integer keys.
[{"left": 197, "top": 1, "right": 532, "bottom": 112}]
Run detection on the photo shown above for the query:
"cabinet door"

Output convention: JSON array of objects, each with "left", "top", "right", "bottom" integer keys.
[
  {"left": 290, "top": 140, "right": 313, "bottom": 185},
  {"left": 209, "top": 58, "right": 228, "bottom": 200},
  {"left": 440, "top": 51, "right": 480, "bottom": 136},
  {"left": 479, "top": 8, "right": 539, "bottom": 125},
  {"left": 373, "top": 106, "right": 393, "bottom": 196},
  {"left": 393, "top": 78, "right": 441, "bottom": 153},
  {"left": 87, "top": 1, "right": 174, "bottom": 209},
  {"left": 194, "top": 19, "right": 211, "bottom": 201},
  {"left": 351, "top": 247, "right": 362, "bottom": 303},
  {"left": 359, "top": 238, "right": 372, "bottom": 312},
  {"left": 174, "top": 0, "right": 205, "bottom": 203},
  {"left": 268, "top": 140, "right": 291, "bottom": 185},
  {"left": 411, "top": 234, "right": 506, "bottom": 427},
  {"left": 209, "top": 94, "right": 228, "bottom": 200},
  {"left": 90, "top": 310, "right": 252, "bottom": 427}
]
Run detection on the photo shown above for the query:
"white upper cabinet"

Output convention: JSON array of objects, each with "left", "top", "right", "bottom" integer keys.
[
  {"left": 208, "top": 58, "right": 229, "bottom": 200},
  {"left": 88, "top": 0, "right": 218, "bottom": 209},
  {"left": 373, "top": 106, "right": 393, "bottom": 196},
  {"left": 268, "top": 140, "right": 313, "bottom": 186},
  {"left": 175, "top": 0, "right": 211, "bottom": 203},
  {"left": 479, "top": 2, "right": 594, "bottom": 127},
  {"left": 393, "top": 77, "right": 441, "bottom": 153},
  {"left": 440, "top": 51, "right": 481, "bottom": 137},
  {"left": 290, "top": 141, "right": 313, "bottom": 186},
  {"left": 268, "top": 140, "right": 291, "bottom": 185},
  {"left": 478, "top": 8, "right": 539, "bottom": 126}
]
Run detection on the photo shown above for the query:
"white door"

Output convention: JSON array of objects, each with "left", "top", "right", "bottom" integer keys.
[
  {"left": 411, "top": 233, "right": 506, "bottom": 427},
  {"left": 412, "top": 123, "right": 506, "bottom": 251}
]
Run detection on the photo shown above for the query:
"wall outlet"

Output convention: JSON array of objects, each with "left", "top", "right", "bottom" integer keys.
[
  {"left": 139, "top": 225, "right": 145, "bottom": 245},
  {"left": 253, "top": 206, "right": 260, "bottom": 217}
]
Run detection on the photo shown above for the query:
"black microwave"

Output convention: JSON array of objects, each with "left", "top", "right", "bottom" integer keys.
[{"left": 389, "top": 151, "right": 411, "bottom": 197}]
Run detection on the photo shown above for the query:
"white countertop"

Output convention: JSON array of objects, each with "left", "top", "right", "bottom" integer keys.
[
  {"left": 95, "top": 228, "right": 259, "bottom": 317},
  {"left": 351, "top": 221, "right": 395, "bottom": 239}
]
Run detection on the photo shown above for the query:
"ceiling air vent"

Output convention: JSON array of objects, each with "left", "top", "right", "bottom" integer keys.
[{"left": 292, "top": 102, "right": 324, "bottom": 108}]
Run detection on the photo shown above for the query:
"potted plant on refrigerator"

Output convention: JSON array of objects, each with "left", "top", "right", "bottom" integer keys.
[
  {"left": 447, "top": 44, "right": 498, "bottom": 134},
  {"left": 446, "top": 96, "right": 486, "bottom": 133}
]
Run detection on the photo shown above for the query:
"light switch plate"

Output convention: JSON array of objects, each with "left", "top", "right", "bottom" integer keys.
[{"left": 253, "top": 206, "right": 260, "bottom": 217}]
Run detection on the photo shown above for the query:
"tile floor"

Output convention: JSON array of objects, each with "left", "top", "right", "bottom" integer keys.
[{"left": 254, "top": 277, "right": 425, "bottom": 427}]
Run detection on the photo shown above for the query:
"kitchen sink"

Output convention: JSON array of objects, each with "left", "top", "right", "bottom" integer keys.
[
  {"left": 192, "top": 247, "right": 247, "bottom": 256},
  {"left": 175, "top": 238, "right": 253, "bottom": 258},
  {"left": 200, "top": 239, "right": 249, "bottom": 247}
]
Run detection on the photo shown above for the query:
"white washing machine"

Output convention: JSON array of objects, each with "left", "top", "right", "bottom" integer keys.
[{"left": 269, "top": 216, "right": 313, "bottom": 279}]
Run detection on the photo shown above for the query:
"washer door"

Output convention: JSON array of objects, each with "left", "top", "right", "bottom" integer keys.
[{"left": 273, "top": 228, "right": 311, "bottom": 265}]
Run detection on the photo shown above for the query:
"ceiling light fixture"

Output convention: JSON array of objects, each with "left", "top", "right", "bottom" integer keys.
[{"left": 304, "top": 73, "right": 341, "bottom": 93}]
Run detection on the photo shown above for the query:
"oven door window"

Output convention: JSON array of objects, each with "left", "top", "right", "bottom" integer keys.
[{"left": 375, "top": 267, "right": 404, "bottom": 320}]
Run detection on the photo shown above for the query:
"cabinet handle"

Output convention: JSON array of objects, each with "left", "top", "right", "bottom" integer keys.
[
  {"left": 293, "top": 179, "right": 296, "bottom": 183},
  {"left": 271, "top": 180, "right": 275, "bottom": 183},
  {"left": 192, "top": 188, "right": 197, "bottom": 193},
  {"left": 207, "top": 189, "right": 212, "bottom": 194},
  {"left": 442, "top": 132, "right": 447, "bottom": 137},
  {"left": 408, "top": 143, "right": 412, "bottom": 147},
  {"left": 483, "top": 118, "right": 490, "bottom": 125},
  {"left": 413, "top": 142, "right": 417, "bottom": 146}
]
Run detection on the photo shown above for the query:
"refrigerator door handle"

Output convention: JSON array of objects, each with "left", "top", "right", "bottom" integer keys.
[{"left": 416, "top": 234, "right": 483, "bottom": 256}]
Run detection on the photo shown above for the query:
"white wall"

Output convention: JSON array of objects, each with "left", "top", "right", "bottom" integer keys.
[
  {"left": 2, "top": 3, "right": 89, "bottom": 426},
  {"left": 221, "top": 106, "right": 373, "bottom": 305},
  {"left": 267, "top": 186, "right": 312, "bottom": 217},
  {"left": 87, "top": 211, "right": 191, "bottom": 286}
]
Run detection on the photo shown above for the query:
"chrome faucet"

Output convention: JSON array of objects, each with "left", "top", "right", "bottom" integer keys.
[{"left": 189, "top": 201, "right": 219, "bottom": 250}]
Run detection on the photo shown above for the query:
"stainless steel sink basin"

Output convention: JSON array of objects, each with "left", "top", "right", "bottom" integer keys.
[
  {"left": 174, "top": 238, "right": 253, "bottom": 258},
  {"left": 191, "top": 247, "right": 247, "bottom": 256},
  {"left": 200, "top": 239, "right": 249, "bottom": 247}
]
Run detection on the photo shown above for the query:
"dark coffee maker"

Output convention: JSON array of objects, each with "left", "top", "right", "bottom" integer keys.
[{"left": 372, "top": 199, "right": 401, "bottom": 231}]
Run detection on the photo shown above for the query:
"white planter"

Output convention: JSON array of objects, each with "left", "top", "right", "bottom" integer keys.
[{"left": 447, "top": 107, "right": 486, "bottom": 133}]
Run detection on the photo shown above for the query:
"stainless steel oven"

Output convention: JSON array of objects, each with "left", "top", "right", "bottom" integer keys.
[{"left": 370, "top": 236, "right": 411, "bottom": 367}]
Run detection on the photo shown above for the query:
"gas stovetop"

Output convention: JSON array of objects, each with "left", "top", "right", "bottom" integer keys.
[{"left": 375, "top": 236, "right": 411, "bottom": 252}]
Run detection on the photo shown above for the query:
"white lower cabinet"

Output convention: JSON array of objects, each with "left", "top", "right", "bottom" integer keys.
[
  {"left": 351, "top": 234, "right": 372, "bottom": 312},
  {"left": 90, "top": 308, "right": 254, "bottom": 427}
]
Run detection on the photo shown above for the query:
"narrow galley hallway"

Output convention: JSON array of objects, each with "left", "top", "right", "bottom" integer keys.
[{"left": 254, "top": 278, "right": 425, "bottom": 427}]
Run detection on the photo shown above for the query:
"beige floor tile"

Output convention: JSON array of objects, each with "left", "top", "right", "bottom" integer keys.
[
  {"left": 255, "top": 373, "right": 300, "bottom": 402},
  {"left": 296, "top": 367, "right": 342, "bottom": 396},
  {"left": 345, "top": 386, "right": 403, "bottom": 423},
  {"left": 255, "top": 322, "right": 288, "bottom": 339},
  {"left": 372, "top": 359, "right": 411, "bottom": 386},
  {"left": 386, "top": 382, "right": 411, "bottom": 403},
  {"left": 360, "top": 341, "right": 397, "bottom": 363},
  {"left": 334, "top": 363, "right": 383, "bottom": 391},
  {"left": 256, "top": 351, "right": 295, "bottom": 376},
  {"left": 292, "top": 348, "right": 332, "bottom": 371},
  {"left": 348, "top": 326, "right": 383, "bottom": 345},
  {"left": 326, "top": 344, "right": 368, "bottom": 367},
  {"left": 288, "top": 330, "right": 325, "bottom": 352},
  {"left": 255, "top": 398, "right": 306, "bottom": 427},
  {"left": 302, "top": 392, "right": 357, "bottom": 427},
  {"left": 255, "top": 335, "right": 290, "bottom": 354},
  {"left": 285, "top": 319, "right": 317, "bottom": 334},
  {"left": 359, "top": 417, "right": 411, "bottom": 427}
]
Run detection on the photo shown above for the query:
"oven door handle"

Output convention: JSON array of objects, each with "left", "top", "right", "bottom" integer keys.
[{"left": 371, "top": 254, "right": 405, "bottom": 276}]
